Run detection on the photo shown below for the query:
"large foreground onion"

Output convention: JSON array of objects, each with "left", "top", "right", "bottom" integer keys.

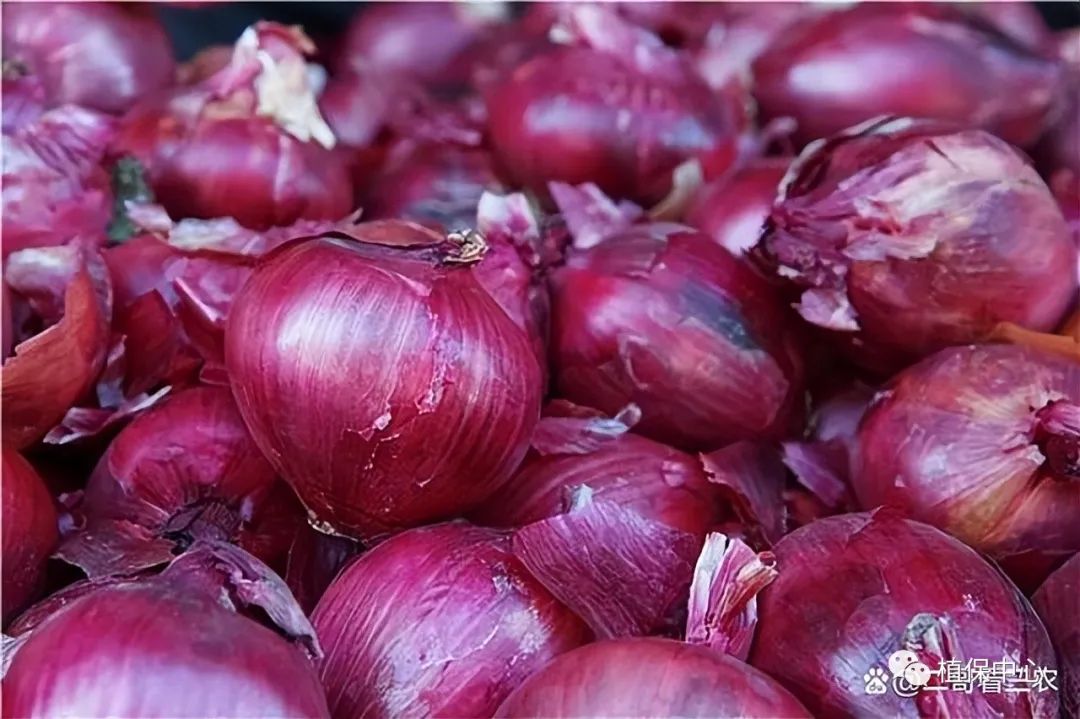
[
  {"left": 226, "top": 223, "right": 541, "bottom": 537},
  {"left": 486, "top": 5, "right": 745, "bottom": 204},
  {"left": 1, "top": 2, "right": 175, "bottom": 115},
  {"left": 750, "top": 510, "right": 1059, "bottom": 718},
  {"left": 495, "top": 638, "right": 811, "bottom": 718},
  {"left": 1, "top": 447, "right": 58, "bottom": 625},
  {"left": 3, "top": 543, "right": 329, "bottom": 718},
  {"left": 1032, "top": 555, "right": 1079, "bottom": 717},
  {"left": 751, "top": 3, "right": 1062, "bottom": 147},
  {"left": 756, "top": 117, "right": 1077, "bottom": 373},
  {"left": 111, "top": 23, "right": 352, "bottom": 229},
  {"left": 549, "top": 184, "right": 804, "bottom": 450},
  {"left": 312, "top": 522, "right": 590, "bottom": 719},
  {"left": 853, "top": 344, "right": 1080, "bottom": 588},
  {"left": 56, "top": 386, "right": 297, "bottom": 577}
]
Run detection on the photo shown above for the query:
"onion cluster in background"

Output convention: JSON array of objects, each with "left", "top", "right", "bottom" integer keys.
[{"left": 1, "top": 2, "right": 1078, "bottom": 718}]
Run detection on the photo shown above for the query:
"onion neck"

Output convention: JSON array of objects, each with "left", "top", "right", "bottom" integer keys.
[
  {"left": 1035, "top": 400, "right": 1080, "bottom": 481},
  {"left": 162, "top": 500, "right": 241, "bottom": 553}
]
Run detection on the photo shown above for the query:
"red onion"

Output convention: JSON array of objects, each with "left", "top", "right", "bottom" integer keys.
[
  {"left": 336, "top": 2, "right": 506, "bottom": 88},
  {"left": 312, "top": 522, "right": 591, "bottom": 718},
  {"left": 495, "top": 638, "right": 812, "bottom": 718},
  {"left": 2, "top": 101, "right": 115, "bottom": 255},
  {"left": 56, "top": 386, "right": 297, "bottom": 577},
  {"left": 963, "top": 2, "right": 1054, "bottom": 51},
  {"left": 111, "top": 23, "right": 352, "bottom": 230},
  {"left": 226, "top": 223, "right": 542, "bottom": 538},
  {"left": 2, "top": 71, "right": 46, "bottom": 133},
  {"left": 549, "top": 183, "right": 804, "bottom": 450},
  {"left": 1032, "top": 554, "right": 1079, "bottom": 716},
  {"left": 1, "top": 447, "right": 58, "bottom": 625},
  {"left": 2, "top": 244, "right": 111, "bottom": 448},
  {"left": 1037, "top": 31, "right": 1080, "bottom": 213},
  {"left": 756, "top": 117, "right": 1077, "bottom": 373},
  {"left": 3, "top": 543, "right": 329, "bottom": 718},
  {"left": 486, "top": 5, "right": 745, "bottom": 205},
  {"left": 283, "top": 526, "right": 360, "bottom": 614},
  {"left": 750, "top": 510, "right": 1059, "bottom": 717},
  {"left": 751, "top": 4, "right": 1063, "bottom": 148},
  {"left": 1, "top": 2, "right": 175, "bottom": 115},
  {"left": 685, "top": 159, "right": 788, "bottom": 256},
  {"left": 853, "top": 344, "right": 1080, "bottom": 589}
]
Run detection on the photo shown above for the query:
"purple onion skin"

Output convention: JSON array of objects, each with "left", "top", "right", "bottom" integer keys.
[
  {"left": 550, "top": 224, "right": 804, "bottom": 450},
  {"left": 1, "top": 2, "right": 175, "bottom": 115},
  {"left": 1032, "top": 555, "right": 1080, "bottom": 717},
  {"left": 1, "top": 447, "right": 58, "bottom": 626},
  {"left": 758, "top": 117, "right": 1077, "bottom": 374},
  {"left": 312, "top": 522, "right": 591, "bottom": 719},
  {"left": 486, "top": 46, "right": 742, "bottom": 205},
  {"left": 495, "top": 638, "right": 812, "bottom": 718},
  {"left": 751, "top": 3, "right": 1062, "bottom": 148},
  {"left": 685, "top": 159, "right": 789, "bottom": 257},
  {"left": 854, "top": 345, "right": 1080, "bottom": 589},
  {"left": 226, "top": 228, "right": 542, "bottom": 538},
  {"left": 3, "top": 579, "right": 328, "bottom": 717},
  {"left": 750, "top": 511, "right": 1059, "bottom": 718}
]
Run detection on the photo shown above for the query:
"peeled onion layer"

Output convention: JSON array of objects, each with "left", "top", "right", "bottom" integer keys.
[
  {"left": 312, "top": 522, "right": 590, "bottom": 719},
  {"left": 56, "top": 386, "right": 297, "bottom": 578},
  {"left": 757, "top": 116, "right": 1078, "bottom": 373},
  {"left": 226, "top": 223, "right": 542, "bottom": 538},
  {"left": 495, "top": 638, "right": 812, "bottom": 718},
  {"left": 854, "top": 344, "right": 1080, "bottom": 589},
  {"left": 1, "top": 447, "right": 58, "bottom": 626},
  {"left": 1032, "top": 555, "right": 1080, "bottom": 717},
  {"left": 2, "top": 244, "right": 111, "bottom": 449},
  {"left": 3, "top": 542, "right": 329, "bottom": 718},
  {"left": 750, "top": 510, "right": 1059, "bottom": 718}
]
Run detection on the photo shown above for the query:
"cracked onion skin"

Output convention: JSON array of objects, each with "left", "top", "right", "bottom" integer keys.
[
  {"left": 750, "top": 511, "right": 1059, "bottom": 718},
  {"left": 225, "top": 225, "right": 542, "bottom": 538},
  {"left": 550, "top": 223, "right": 804, "bottom": 450},
  {"left": 495, "top": 638, "right": 811, "bottom": 718},
  {"left": 756, "top": 117, "right": 1077, "bottom": 374},
  {"left": 312, "top": 522, "right": 590, "bottom": 719},
  {"left": 853, "top": 344, "right": 1080, "bottom": 589},
  {"left": 1, "top": 446, "right": 58, "bottom": 626},
  {"left": 751, "top": 3, "right": 1063, "bottom": 148}
]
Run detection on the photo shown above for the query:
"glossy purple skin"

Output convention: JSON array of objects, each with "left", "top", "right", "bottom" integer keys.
[
  {"left": 758, "top": 117, "right": 1077, "bottom": 373},
  {"left": 495, "top": 638, "right": 812, "bottom": 718},
  {"left": 312, "top": 523, "right": 590, "bottom": 719},
  {"left": 550, "top": 223, "right": 804, "bottom": 450},
  {"left": 3, "top": 580, "right": 329, "bottom": 718},
  {"left": 750, "top": 511, "right": 1059, "bottom": 719},
  {"left": 487, "top": 46, "right": 743, "bottom": 205},
  {"left": 226, "top": 229, "right": 542, "bottom": 537},
  {"left": 1, "top": 447, "right": 57, "bottom": 626},
  {"left": 752, "top": 3, "right": 1062, "bottom": 147},
  {"left": 686, "top": 159, "right": 789, "bottom": 256},
  {"left": 1032, "top": 555, "right": 1080, "bottom": 718},
  {"left": 854, "top": 345, "right": 1080, "bottom": 589}
]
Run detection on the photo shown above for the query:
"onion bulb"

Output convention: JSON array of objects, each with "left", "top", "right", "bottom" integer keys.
[
  {"left": 1, "top": 446, "right": 57, "bottom": 625},
  {"left": 1032, "top": 555, "right": 1079, "bottom": 717}
]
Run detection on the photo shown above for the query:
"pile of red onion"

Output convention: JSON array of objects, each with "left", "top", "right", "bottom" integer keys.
[{"left": 3, "top": 4, "right": 1078, "bottom": 717}]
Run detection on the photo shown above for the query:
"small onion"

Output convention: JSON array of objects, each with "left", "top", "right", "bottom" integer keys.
[
  {"left": 853, "top": 344, "right": 1080, "bottom": 589},
  {"left": 1036, "top": 30, "right": 1080, "bottom": 211},
  {"left": 1, "top": 2, "right": 175, "bottom": 115},
  {"left": 1032, "top": 555, "right": 1079, "bottom": 716},
  {"left": 56, "top": 386, "right": 296, "bottom": 577},
  {"left": 111, "top": 23, "right": 352, "bottom": 230},
  {"left": 549, "top": 184, "right": 804, "bottom": 450},
  {"left": 495, "top": 638, "right": 812, "bottom": 718},
  {"left": 749, "top": 510, "right": 1059, "bottom": 718},
  {"left": 3, "top": 543, "right": 329, "bottom": 718},
  {"left": 751, "top": 3, "right": 1062, "bottom": 148},
  {"left": 1, "top": 446, "right": 58, "bottom": 625},
  {"left": 2, "top": 102, "right": 115, "bottom": 256},
  {"left": 685, "top": 159, "right": 789, "bottom": 257},
  {"left": 313, "top": 522, "right": 591, "bottom": 718},
  {"left": 226, "top": 223, "right": 542, "bottom": 537},
  {"left": 756, "top": 117, "right": 1077, "bottom": 373},
  {"left": 486, "top": 5, "right": 745, "bottom": 205}
]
